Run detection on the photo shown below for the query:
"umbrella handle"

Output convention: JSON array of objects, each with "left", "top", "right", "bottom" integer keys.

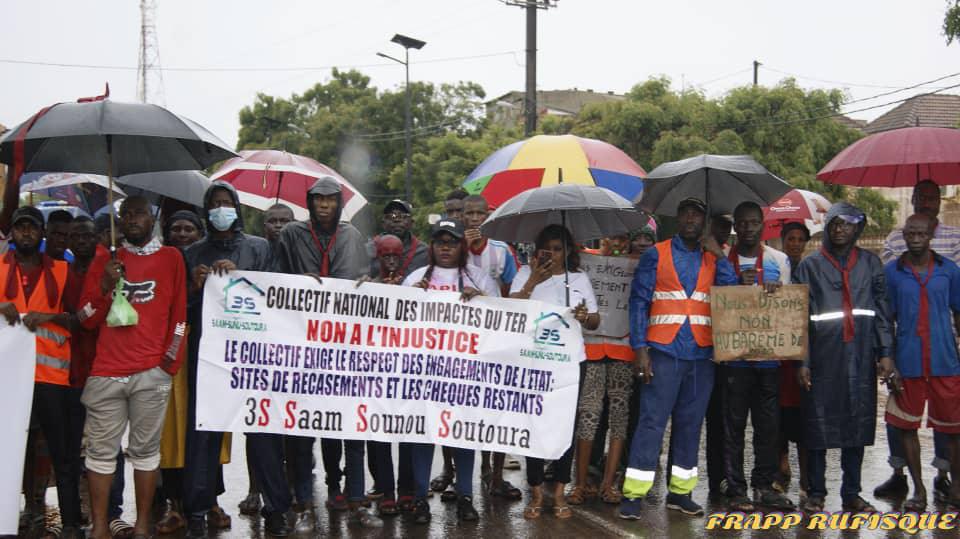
[{"left": 106, "top": 135, "right": 116, "bottom": 257}]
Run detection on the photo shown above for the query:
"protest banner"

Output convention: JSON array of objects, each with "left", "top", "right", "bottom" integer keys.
[
  {"left": 581, "top": 253, "right": 637, "bottom": 340},
  {"left": 710, "top": 284, "right": 809, "bottom": 361},
  {"left": 0, "top": 325, "right": 36, "bottom": 535},
  {"left": 196, "top": 271, "right": 584, "bottom": 459}
]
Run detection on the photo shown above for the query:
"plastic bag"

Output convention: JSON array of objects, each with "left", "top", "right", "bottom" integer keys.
[{"left": 106, "top": 279, "right": 139, "bottom": 327}]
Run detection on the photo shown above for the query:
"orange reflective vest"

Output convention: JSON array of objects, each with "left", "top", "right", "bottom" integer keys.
[
  {"left": 584, "top": 337, "right": 634, "bottom": 361},
  {"left": 0, "top": 257, "right": 71, "bottom": 386},
  {"left": 646, "top": 240, "right": 715, "bottom": 347}
]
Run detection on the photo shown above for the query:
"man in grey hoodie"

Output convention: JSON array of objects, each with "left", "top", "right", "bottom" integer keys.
[
  {"left": 182, "top": 181, "right": 271, "bottom": 538},
  {"left": 272, "top": 175, "right": 380, "bottom": 528}
]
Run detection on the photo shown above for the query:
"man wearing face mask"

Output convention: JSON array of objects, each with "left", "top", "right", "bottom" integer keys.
[{"left": 181, "top": 182, "right": 271, "bottom": 538}]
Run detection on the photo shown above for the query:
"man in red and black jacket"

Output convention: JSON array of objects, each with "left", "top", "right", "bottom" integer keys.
[{"left": 77, "top": 196, "right": 187, "bottom": 539}]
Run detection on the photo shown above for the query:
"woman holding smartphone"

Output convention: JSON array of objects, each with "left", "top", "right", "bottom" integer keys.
[
  {"left": 510, "top": 224, "right": 600, "bottom": 519},
  {"left": 401, "top": 219, "right": 500, "bottom": 524}
]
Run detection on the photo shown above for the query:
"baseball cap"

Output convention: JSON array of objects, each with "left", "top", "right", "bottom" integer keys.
[
  {"left": 383, "top": 199, "right": 413, "bottom": 215},
  {"left": 431, "top": 219, "right": 465, "bottom": 239},
  {"left": 835, "top": 213, "right": 864, "bottom": 224},
  {"left": 676, "top": 197, "right": 707, "bottom": 214},
  {"left": 11, "top": 206, "right": 44, "bottom": 228}
]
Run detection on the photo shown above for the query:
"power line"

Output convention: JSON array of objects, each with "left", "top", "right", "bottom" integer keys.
[
  {"left": 738, "top": 80, "right": 960, "bottom": 129},
  {"left": 690, "top": 67, "right": 752, "bottom": 88},
  {"left": 763, "top": 65, "right": 959, "bottom": 91},
  {"left": 0, "top": 50, "right": 522, "bottom": 73},
  {"left": 350, "top": 119, "right": 462, "bottom": 139}
]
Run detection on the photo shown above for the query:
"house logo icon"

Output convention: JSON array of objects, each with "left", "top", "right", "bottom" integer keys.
[
  {"left": 532, "top": 311, "right": 569, "bottom": 348},
  {"left": 223, "top": 277, "right": 265, "bottom": 315}
]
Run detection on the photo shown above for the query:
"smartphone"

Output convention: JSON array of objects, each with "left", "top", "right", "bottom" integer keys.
[{"left": 536, "top": 249, "right": 551, "bottom": 265}]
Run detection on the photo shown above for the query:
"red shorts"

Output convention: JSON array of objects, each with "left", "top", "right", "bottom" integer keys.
[{"left": 885, "top": 376, "right": 960, "bottom": 434}]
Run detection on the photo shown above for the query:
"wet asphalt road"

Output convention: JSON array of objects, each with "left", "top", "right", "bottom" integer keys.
[{"left": 58, "top": 386, "right": 955, "bottom": 537}]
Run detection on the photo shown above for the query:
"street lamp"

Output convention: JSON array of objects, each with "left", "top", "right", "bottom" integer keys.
[{"left": 377, "top": 33, "right": 426, "bottom": 203}]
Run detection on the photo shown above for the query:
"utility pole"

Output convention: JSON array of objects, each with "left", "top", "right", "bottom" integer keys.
[
  {"left": 753, "top": 60, "right": 761, "bottom": 87},
  {"left": 524, "top": 2, "right": 537, "bottom": 135},
  {"left": 377, "top": 34, "right": 426, "bottom": 203},
  {"left": 506, "top": 1, "right": 556, "bottom": 136},
  {"left": 137, "top": 0, "right": 165, "bottom": 105}
]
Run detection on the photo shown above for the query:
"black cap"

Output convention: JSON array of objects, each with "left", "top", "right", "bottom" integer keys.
[
  {"left": 11, "top": 206, "right": 44, "bottom": 228},
  {"left": 383, "top": 199, "right": 413, "bottom": 215},
  {"left": 431, "top": 219, "right": 464, "bottom": 239},
  {"left": 677, "top": 197, "right": 707, "bottom": 215}
]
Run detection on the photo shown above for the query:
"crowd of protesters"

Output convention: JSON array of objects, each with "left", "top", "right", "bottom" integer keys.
[{"left": 2, "top": 175, "right": 959, "bottom": 538}]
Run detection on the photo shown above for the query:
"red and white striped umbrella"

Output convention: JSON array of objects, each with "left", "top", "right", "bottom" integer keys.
[
  {"left": 210, "top": 149, "right": 367, "bottom": 221},
  {"left": 762, "top": 189, "right": 831, "bottom": 240}
]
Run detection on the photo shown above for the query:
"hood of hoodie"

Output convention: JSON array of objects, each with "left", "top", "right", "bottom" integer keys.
[
  {"left": 307, "top": 175, "right": 343, "bottom": 232},
  {"left": 823, "top": 201, "right": 866, "bottom": 250},
  {"left": 203, "top": 181, "right": 244, "bottom": 233}
]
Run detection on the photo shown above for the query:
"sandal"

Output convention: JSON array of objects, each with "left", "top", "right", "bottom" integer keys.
[
  {"left": 41, "top": 523, "right": 62, "bottom": 539},
  {"left": 397, "top": 495, "right": 415, "bottom": 513},
  {"left": 207, "top": 505, "right": 231, "bottom": 529},
  {"left": 566, "top": 485, "right": 594, "bottom": 505},
  {"left": 523, "top": 502, "right": 543, "bottom": 519},
  {"left": 378, "top": 498, "right": 399, "bottom": 517},
  {"left": 600, "top": 485, "right": 623, "bottom": 504},
  {"left": 430, "top": 471, "right": 455, "bottom": 492},
  {"left": 903, "top": 496, "right": 927, "bottom": 512},
  {"left": 553, "top": 504, "right": 573, "bottom": 519},
  {"left": 156, "top": 504, "right": 185, "bottom": 534},
  {"left": 489, "top": 479, "right": 522, "bottom": 500},
  {"left": 109, "top": 518, "right": 135, "bottom": 539},
  {"left": 842, "top": 496, "right": 878, "bottom": 513}
]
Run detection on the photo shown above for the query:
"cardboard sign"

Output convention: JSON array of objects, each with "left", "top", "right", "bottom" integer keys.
[
  {"left": 710, "top": 284, "right": 808, "bottom": 361},
  {"left": 581, "top": 253, "right": 637, "bottom": 339}
]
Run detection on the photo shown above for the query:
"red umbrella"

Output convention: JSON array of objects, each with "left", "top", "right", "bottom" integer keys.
[
  {"left": 210, "top": 149, "right": 368, "bottom": 221},
  {"left": 817, "top": 127, "right": 960, "bottom": 187},
  {"left": 762, "top": 189, "right": 833, "bottom": 240},
  {"left": 761, "top": 189, "right": 831, "bottom": 240}
]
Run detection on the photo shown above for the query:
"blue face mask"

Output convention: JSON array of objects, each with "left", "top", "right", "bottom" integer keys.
[{"left": 209, "top": 206, "right": 238, "bottom": 231}]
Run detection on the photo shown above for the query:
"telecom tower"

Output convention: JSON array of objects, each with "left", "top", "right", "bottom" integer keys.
[{"left": 136, "top": 0, "right": 165, "bottom": 105}]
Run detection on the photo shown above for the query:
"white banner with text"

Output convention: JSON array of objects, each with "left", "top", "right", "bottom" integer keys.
[{"left": 196, "top": 271, "right": 584, "bottom": 459}]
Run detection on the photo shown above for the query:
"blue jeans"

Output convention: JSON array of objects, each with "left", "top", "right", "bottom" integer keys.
[
  {"left": 410, "top": 444, "right": 474, "bottom": 498},
  {"left": 343, "top": 440, "right": 367, "bottom": 503},
  {"left": 808, "top": 447, "right": 864, "bottom": 502},
  {"left": 286, "top": 436, "right": 316, "bottom": 503},
  {"left": 886, "top": 423, "right": 951, "bottom": 472},
  {"left": 625, "top": 350, "right": 714, "bottom": 497}
]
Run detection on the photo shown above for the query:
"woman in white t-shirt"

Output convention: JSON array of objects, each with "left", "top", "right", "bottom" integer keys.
[
  {"left": 509, "top": 224, "right": 599, "bottom": 520},
  {"left": 400, "top": 220, "right": 499, "bottom": 525}
]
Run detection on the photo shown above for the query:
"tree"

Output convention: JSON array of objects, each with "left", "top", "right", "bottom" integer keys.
[
  {"left": 236, "top": 69, "right": 487, "bottom": 217},
  {"left": 945, "top": 0, "right": 960, "bottom": 44}
]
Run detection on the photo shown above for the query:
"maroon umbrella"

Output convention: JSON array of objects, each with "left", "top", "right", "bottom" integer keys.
[
  {"left": 209, "top": 149, "right": 367, "bottom": 221},
  {"left": 817, "top": 127, "right": 960, "bottom": 187}
]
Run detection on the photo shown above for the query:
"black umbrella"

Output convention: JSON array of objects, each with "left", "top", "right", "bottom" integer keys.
[
  {"left": 636, "top": 154, "right": 792, "bottom": 216},
  {"left": 0, "top": 95, "right": 236, "bottom": 248},
  {"left": 481, "top": 182, "right": 648, "bottom": 306},
  {"left": 117, "top": 170, "right": 212, "bottom": 207}
]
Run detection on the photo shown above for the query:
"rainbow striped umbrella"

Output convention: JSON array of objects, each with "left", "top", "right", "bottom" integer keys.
[{"left": 462, "top": 134, "right": 646, "bottom": 208}]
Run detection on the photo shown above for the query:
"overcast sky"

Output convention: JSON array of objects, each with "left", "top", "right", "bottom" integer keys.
[{"left": 2, "top": 0, "right": 957, "bottom": 148}]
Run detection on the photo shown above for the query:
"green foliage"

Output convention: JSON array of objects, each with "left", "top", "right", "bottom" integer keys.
[
  {"left": 235, "top": 70, "right": 899, "bottom": 238},
  {"left": 236, "top": 69, "right": 488, "bottom": 229},
  {"left": 851, "top": 188, "right": 898, "bottom": 235},
  {"left": 945, "top": 0, "right": 960, "bottom": 44}
]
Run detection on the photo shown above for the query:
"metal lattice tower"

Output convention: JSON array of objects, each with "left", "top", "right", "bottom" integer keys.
[{"left": 136, "top": 0, "right": 165, "bottom": 105}]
